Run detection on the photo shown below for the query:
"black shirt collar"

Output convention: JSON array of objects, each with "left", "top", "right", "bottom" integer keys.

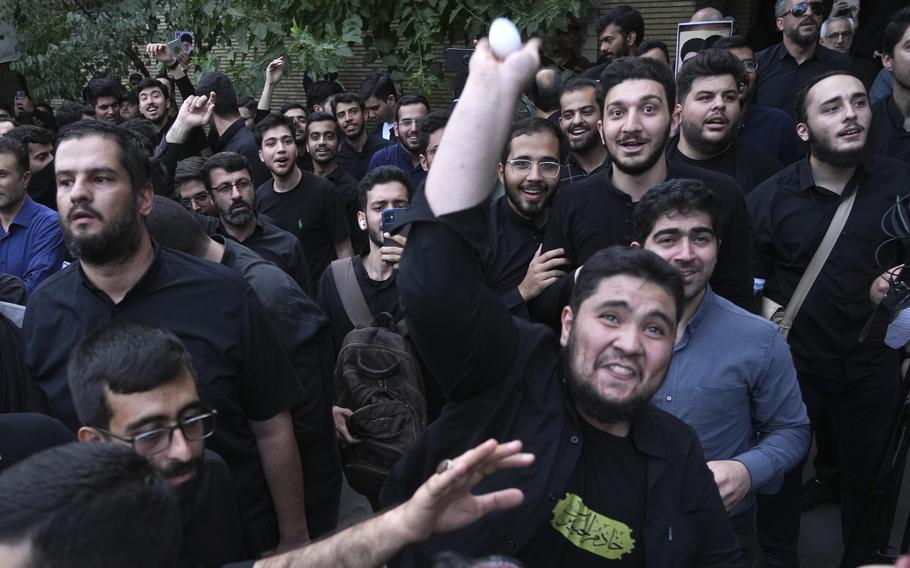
[
  {"left": 77, "top": 240, "right": 163, "bottom": 303},
  {"left": 218, "top": 119, "right": 247, "bottom": 145}
]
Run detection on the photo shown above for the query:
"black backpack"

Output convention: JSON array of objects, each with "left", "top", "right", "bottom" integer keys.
[{"left": 330, "top": 258, "right": 427, "bottom": 498}]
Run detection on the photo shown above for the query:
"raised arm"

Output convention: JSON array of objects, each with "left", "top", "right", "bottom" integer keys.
[{"left": 258, "top": 57, "right": 284, "bottom": 116}]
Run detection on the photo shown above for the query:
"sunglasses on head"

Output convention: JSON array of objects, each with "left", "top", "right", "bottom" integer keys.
[{"left": 786, "top": 1, "right": 823, "bottom": 18}]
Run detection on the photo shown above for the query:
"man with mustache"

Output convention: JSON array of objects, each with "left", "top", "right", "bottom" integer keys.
[
  {"left": 668, "top": 49, "right": 783, "bottom": 194},
  {"left": 367, "top": 95, "right": 430, "bottom": 189},
  {"left": 753, "top": 0, "right": 851, "bottom": 116},
  {"left": 748, "top": 71, "right": 910, "bottom": 566},
  {"left": 558, "top": 77, "right": 608, "bottom": 185},
  {"left": 69, "top": 320, "right": 247, "bottom": 567},
  {"left": 582, "top": 5, "right": 644, "bottom": 80},
  {"left": 334, "top": 92, "right": 392, "bottom": 181}
]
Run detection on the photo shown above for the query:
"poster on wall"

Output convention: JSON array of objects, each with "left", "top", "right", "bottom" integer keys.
[{"left": 675, "top": 20, "right": 734, "bottom": 75}]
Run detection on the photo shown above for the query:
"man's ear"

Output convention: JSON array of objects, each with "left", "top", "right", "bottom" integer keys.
[
  {"left": 626, "top": 32, "right": 638, "bottom": 50},
  {"left": 77, "top": 426, "right": 105, "bottom": 443},
  {"left": 672, "top": 104, "right": 683, "bottom": 134},
  {"left": 776, "top": 17, "right": 785, "bottom": 32},
  {"left": 258, "top": 149, "right": 265, "bottom": 163},
  {"left": 498, "top": 162, "right": 505, "bottom": 185},
  {"left": 137, "top": 183, "right": 154, "bottom": 218},
  {"left": 419, "top": 154, "right": 429, "bottom": 172},
  {"left": 560, "top": 306, "right": 574, "bottom": 347},
  {"left": 796, "top": 121, "right": 810, "bottom": 143},
  {"left": 630, "top": 241, "right": 642, "bottom": 249},
  {"left": 883, "top": 53, "right": 894, "bottom": 72},
  {"left": 386, "top": 94, "right": 397, "bottom": 106},
  {"left": 357, "top": 210, "right": 367, "bottom": 231}
]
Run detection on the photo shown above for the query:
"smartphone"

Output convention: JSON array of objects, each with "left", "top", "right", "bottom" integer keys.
[
  {"left": 444, "top": 48, "right": 474, "bottom": 73},
  {"left": 14, "top": 90, "right": 25, "bottom": 99},
  {"left": 381, "top": 207, "right": 408, "bottom": 246},
  {"left": 166, "top": 38, "right": 181, "bottom": 55}
]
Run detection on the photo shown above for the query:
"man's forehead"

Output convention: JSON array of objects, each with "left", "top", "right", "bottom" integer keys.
[
  {"left": 335, "top": 101, "right": 359, "bottom": 113},
  {"left": 263, "top": 125, "right": 293, "bottom": 139},
  {"left": 605, "top": 79, "right": 667, "bottom": 105},
  {"left": 588, "top": 274, "right": 675, "bottom": 312},
  {"left": 398, "top": 104, "right": 428, "bottom": 118},
  {"left": 601, "top": 23, "right": 623, "bottom": 38},
  {"left": 561, "top": 87, "right": 598, "bottom": 108},
  {"left": 368, "top": 181, "right": 409, "bottom": 204},
  {"left": 690, "top": 74, "right": 740, "bottom": 92},
  {"left": 508, "top": 131, "right": 560, "bottom": 157},
  {"left": 650, "top": 210, "right": 714, "bottom": 235},
  {"left": 55, "top": 135, "right": 120, "bottom": 164},
  {"left": 284, "top": 108, "right": 306, "bottom": 118},
  {"left": 140, "top": 86, "right": 165, "bottom": 97},
  {"left": 307, "top": 120, "right": 336, "bottom": 134},
  {"left": 209, "top": 167, "right": 251, "bottom": 183},
  {"left": 178, "top": 179, "right": 206, "bottom": 194},
  {"left": 808, "top": 75, "right": 866, "bottom": 105}
]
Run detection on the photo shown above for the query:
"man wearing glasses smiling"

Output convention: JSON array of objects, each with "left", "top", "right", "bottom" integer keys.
[
  {"left": 754, "top": 0, "right": 851, "bottom": 117},
  {"left": 69, "top": 320, "right": 248, "bottom": 567}
]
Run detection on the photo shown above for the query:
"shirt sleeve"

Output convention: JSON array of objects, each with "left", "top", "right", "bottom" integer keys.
[
  {"left": 733, "top": 332, "right": 810, "bottom": 493},
  {"left": 323, "top": 185, "right": 351, "bottom": 244},
  {"left": 22, "top": 217, "right": 66, "bottom": 296}
]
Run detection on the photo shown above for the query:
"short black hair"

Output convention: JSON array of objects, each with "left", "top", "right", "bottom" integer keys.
[
  {"left": 0, "top": 137, "right": 28, "bottom": 176},
  {"left": 570, "top": 246, "right": 684, "bottom": 322},
  {"left": 55, "top": 100, "right": 93, "bottom": 129},
  {"left": 155, "top": 74, "right": 177, "bottom": 100},
  {"left": 120, "top": 91, "right": 139, "bottom": 105},
  {"left": 560, "top": 77, "right": 605, "bottom": 113},
  {"left": 500, "top": 117, "right": 566, "bottom": 165},
  {"left": 0, "top": 442, "right": 180, "bottom": 567},
  {"left": 638, "top": 39, "right": 670, "bottom": 61},
  {"left": 676, "top": 48, "right": 746, "bottom": 103},
  {"left": 305, "top": 111, "right": 339, "bottom": 136},
  {"left": 794, "top": 70, "right": 865, "bottom": 124},
  {"left": 6, "top": 124, "right": 54, "bottom": 148},
  {"left": 883, "top": 7, "right": 910, "bottom": 56},
  {"left": 357, "top": 165, "right": 413, "bottom": 211},
  {"left": 359, "top": 71, "right": 398, "bottom": 100},
  {"left": 146, "top": 195, "right": 211, "bottom": 257},
  {"left": 253, "top": 113, "right": 295, "bottom": 147},
  {"left": 120, "top": 117, "right": 159, "bottom": 154},
  {"left": 137, "top": 77, "right": 169, "bottom": 101},
  {"left": 395, "top": 94, "right": 430, "bottom": 122},
  {"left": 417, "top": 110, "right": 450, "bottom": 155},
  {"left": 712, "top": 34, "right": 752, "bottom": 51},
  {"left": 238, "top": 96, "right": 257, "bottom": 115},
  {"left": 195, "top": 72, "right": 239, "bottom": 118},
  {"left": 180, "top": 33, "right": 193, "bottom": 44},
  {"left": 57, "top": 120, "right": 151, "bottom": 194},
  {"left": 631, "top": 178, "right": 723, "bottom": 243},
  {"left": 600, "top": 56, "right": 676, "bottom": 113},
  {"left": 83, "top": 77, "right": 122, "bottom": 107},
  {"left": 174, "top": 156, "right": 207, "bottom": 188},
  {"left": 68, "top": 319, "right": 197, "bottom": 429},
  {"left": 597, "top": 5, "right": 645, "bottom": 46},
  {"left": 280, "top": 102, "right": 307, "bottom": 115},
  {"left": 306, "top": 80, "right": 345, "bottom": 113},
  {"left": 201, "top": 151, "right": 250, "bottom": 190},
  {"left": 331, "top": 92, "right": 364, "bottom": 116},
  {"left": 531, "top": 66, "right": 565, "bottom": 113}
]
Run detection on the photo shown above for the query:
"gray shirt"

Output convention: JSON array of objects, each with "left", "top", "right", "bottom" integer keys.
[{"left": 651, "top": 287, "right": 810, "bottom": 516}]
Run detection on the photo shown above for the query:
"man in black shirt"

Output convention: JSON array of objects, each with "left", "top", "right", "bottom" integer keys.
[
  {"left": 69, "top": 320, "right": 247, "bottom": 567},
  {"left": 539, "top": 56, "right": 754, "bottom": 324},
  {"left": 383, "top": 39, "right": 743, "bottom": 567},
  {"left": 869, "top": 9, "right": 910, "bottom": 163},
  {"left": 748, "top": 71, "right": 908, "bottom": 564},
  {"left": 334, "top": 92, "right": 392, "bottom": 180},
  {"left": 485, "top": 117, "right": 568, "bottom": 318},
  {"left": 582, "top": 6, "right": 644, "bottom": 79},
  {"left": 753, "top": 0, "right": 851, "bottom": 116},
  {"left": 558, "top": 77, "right": 608, "bottom": 185},
  {"left": 668, "top": 49, "right": 783, "bottom": 194},
  {"left": 306, "top": 111, "right": 365, "bottom": 254},
  {"left": 254, "top": 113, "right": 352, "bottom": 279},
  {"left": 137, "top": 77, "right": 206, "bottom": 153},
  {"left": 174, "top": 157, "right": 218, "bottom": 217},
  {"left": 416, "top": 110, "right": 449, "bottom": 174},
  {"left": 201, "top": 151, "right": 313, "bottom": 292},
  {"left": 27, "top": 120, "right": 309, "bottom": 554}
]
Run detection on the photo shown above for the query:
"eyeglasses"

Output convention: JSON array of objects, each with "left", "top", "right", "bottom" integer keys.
[
  {"left": 398, "top": 118, "right": 423, "bottom": 128},
  {"left": 180, "top": 191, "right": 210, "bottom": 208},
  {"left": 97, "top": 409, "right": 217, "bottom": 457},
  {"left": 785, "top": 2, "right": 823, "bottom": 18},
  {"left": 825, "top": 31, "right": 853, "bottom": 41},
  {"left": 507, "top": 159, "right": 561, "bottom": 178},
  {"left": 212, "top": 179, "right": 253, "bottom": 195},
  {"left": 741, "top": 59, "right": 757, "bottom": 73}
]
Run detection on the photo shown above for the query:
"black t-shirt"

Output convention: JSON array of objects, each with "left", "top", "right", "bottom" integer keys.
[
  {"left": 256, "top": 172, "right": 351, "bottom": 280},
  {"left": 217, "top": 220, "right": 313, "bottom": 294},
  {"left": 0, "top": 413, "right": 74, "bottom": 473},
  {"left": 666, "top": 137, "right": 783, "bottom": 195},
  {"left": 869, "top": 95, "right": 910, "bottom": 164},
  {"left": 519, "top": 419, "right": 647, "bottom": 567},
  {"left": 325, "top": 165, "right": 367, "bottom": 255}
]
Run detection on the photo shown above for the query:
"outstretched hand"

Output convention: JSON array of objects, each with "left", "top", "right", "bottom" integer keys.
[
  {"left": 265, "top": 57, "right": 285, "bottom": 86},
  {"left": 468, "top": 37, "right": 542, "bottom": 90},
  {"left": 394, "top": 438, "right": 534, "bottom": 544}
]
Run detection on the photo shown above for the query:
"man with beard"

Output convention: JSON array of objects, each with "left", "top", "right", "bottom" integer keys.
[
  {"left": 381, "top": 38, "right": 744, "bottom": 567},
  {"left": 25, "top": 120, "right": 310, "bottom": 555},
  {"left": 69, "top": 320, "right": 247, "bottom": 567},
  {"left": 359, "top": 71, "right": 399, "bottom": 142},
  {"left": 282, "top": 103, "right": 308, "bottom": 146},
  {"left": 558, "top": 77, "right": 608, "bottom": 184},
  {"left": 306, "top": 111, "right": 364, "bottom": 254},
  {"left": 174, "top": 156, "right": 218, "bottom": 217},
  {"left": 632, "top": 179, "right": 809, "bottom": 565},
  {"left": 537, "top": 56, "right": 754, "bottom": 328},
  {"left": 417, "top": 110, "right": 449, "bottom": 174},
  {"left": 668, "top": 50, "right": 783, "bottom": 194},
  {"left": 869, "top": 8, "right": 910, "bottom": 163},
  {"left": 748, "top": 71, "right": 910, "bottom": 566},
  {"left": 5, "top": 125, "right": 57, "bottom": 210},
  {"left": 753, "top": 0, "right": 851, "bottom": 116},
  {"left": 254, "top": 114, "right": 352, "bottom": 279},
  {"left": 202, "top": 151, "right": 313, "bottom": 293},
  {"left": 484, "top": 118, "right": 568, "bottom": 318},
  {"left": 137, "top": 77, "right": 208, "bottom": 154},
  {"left": 367, "top": 95, "right": 430, "bottom": 189},
  {"left": 582, "top": 5, "right": 644, "bottom": 80},
  {"left": 334, "top": 92, "right": 392, "bottom": 181},
  {"left": 0, "top": 137, "right": 65, "bottom": 296},
  {"left": 83, "top": 77, "right": 122, "bottom": 123},
  {"left": 119, "top": 92, "right": 140, "bottom": 120}
]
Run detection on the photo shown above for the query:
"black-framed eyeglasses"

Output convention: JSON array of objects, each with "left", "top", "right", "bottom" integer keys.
[
  {"left": 97, "top": 409, "right": 217, "bottom": 457},
  {"left": 507, "top": 159, "right": 561, "bottom": 179},
  {"left": 180, "top": 191, "right": 211, "bottom": 208},
  {"left": 785, "top": 2, "right": 823, "bottom": 18},
  {"left": 212, "top": 179, "right": 253, "bottom": 196},
  {"left": 825, "top": 31, "right": 853, "bottom": 41},
  {"left": 741, "top": 59, "right": 757, "bottom": 73}
]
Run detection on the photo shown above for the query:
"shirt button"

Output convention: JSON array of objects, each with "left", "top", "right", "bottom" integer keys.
[
  {"left": 665, "top": 395, "right": 672, "bottom": 402},
  {"left": 570, "top": 435, "right": 579, "bottom": 444}
]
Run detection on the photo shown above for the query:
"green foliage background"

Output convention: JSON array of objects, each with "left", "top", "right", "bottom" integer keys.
[{"left": 1, "top": 0, "right": 597, "bottom": 101}]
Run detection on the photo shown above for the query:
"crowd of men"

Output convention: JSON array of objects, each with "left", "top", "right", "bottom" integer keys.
[{"left": 2, "top": 0, "right": 910, "bottom": 566}]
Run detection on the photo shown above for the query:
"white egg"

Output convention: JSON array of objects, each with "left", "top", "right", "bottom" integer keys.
[{"left": 489, "top": 18, "right": 522, "bottom": 60}]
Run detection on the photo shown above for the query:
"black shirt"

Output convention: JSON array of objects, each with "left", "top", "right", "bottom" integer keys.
[
  {"left": 753, "top": 43, "right": 852, "bottom": 116},
  {"left": 747, "top": 154, "right": 908, "bottom": 377},
  {"left": 23, "top": 244, "right": 305, "bottom": 555},
  {"left": 666, "top": 136, "right": 783, "bottom": 195},
  {"left": 336, "top": 132, "right": 392, "bottom": 181},
  {"left": 255, "top": 171, "right": 351, "bottom": 279},
  {"left": 869, "top": 95, "right": 910, "bottom": 164},
  {"left": 739, "top": 104, "right": 804, "bottom": 166},
  {"left": 520, "top": 419, "right": 647, "bottom": 567},
  {"left": 0, "top": 413, "right": 74, "bottom": 473},
  {"left": 216, "top": 219, "right": 313, "bottom": 294},
  {"left": 212, "top": 119, "right": 272, "bottom": 187},
  {"left": 325, "top": 165, "right": 367, "bottom": 255},
  {"left": 540, "top": 161, "right": 755, "bottom": 313},
  {"left": 381, "top": 198, "right": 744, "bottom": 567}
]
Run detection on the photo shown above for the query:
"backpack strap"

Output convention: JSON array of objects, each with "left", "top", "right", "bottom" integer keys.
[{"left": 331, "top": 258, "right": 374, "bottom": 329}]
